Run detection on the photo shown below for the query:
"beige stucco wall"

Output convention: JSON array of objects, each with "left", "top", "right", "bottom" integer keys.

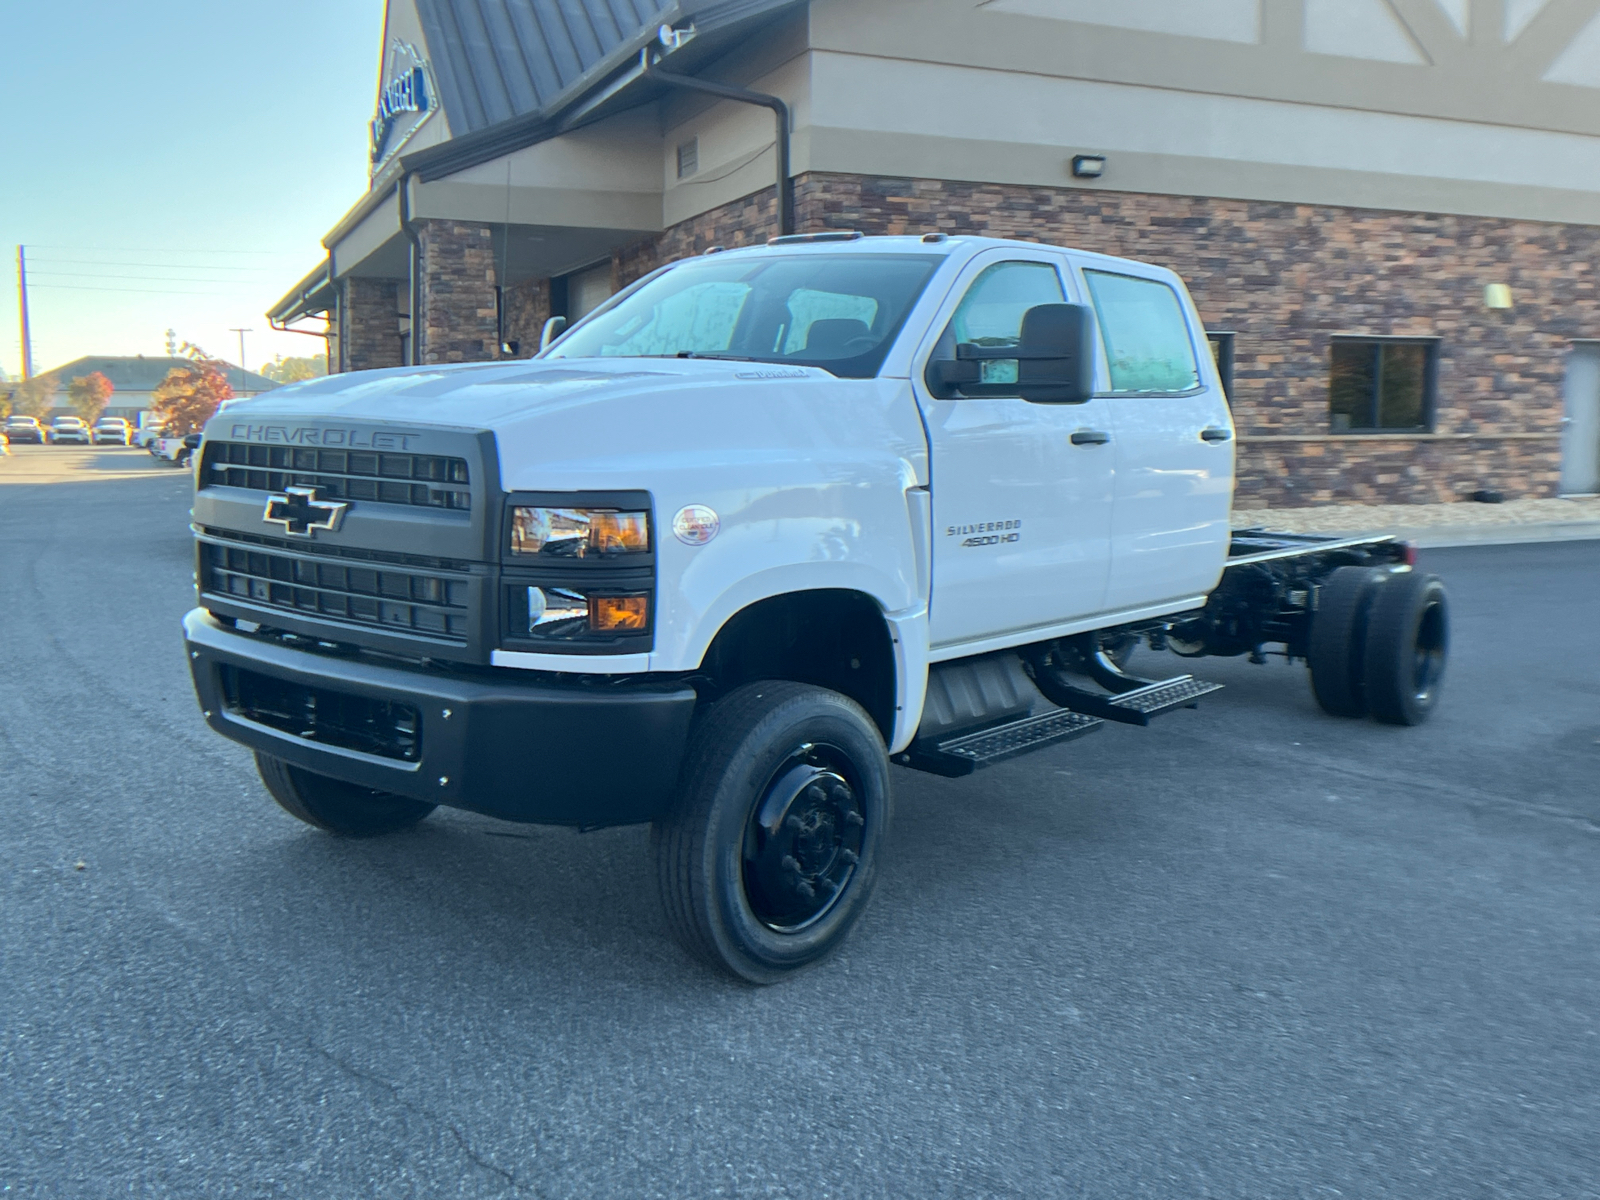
[{"left": 801, "top": 0, "right": 1600, "bottom": 225}]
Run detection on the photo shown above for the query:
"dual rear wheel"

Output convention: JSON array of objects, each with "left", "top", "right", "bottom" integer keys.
[{"left": 1308, "top": 566, "right": 1449, "bottom": 725}]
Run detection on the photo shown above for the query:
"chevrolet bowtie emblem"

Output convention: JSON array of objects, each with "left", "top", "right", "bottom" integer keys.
[{"left": 262, "top": 486, "right": 349, "bottom": 538}]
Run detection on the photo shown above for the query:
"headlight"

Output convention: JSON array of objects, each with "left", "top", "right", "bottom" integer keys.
[{"left": 510, "top": 506, "right": 650, "bottom": 557}]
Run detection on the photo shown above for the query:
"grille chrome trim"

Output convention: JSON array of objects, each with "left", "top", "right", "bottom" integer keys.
[
  {"left": 201, "top": 541, "right": 471, "bottom": 644},
  {"left": 196, "top": 525, "right": 473, "bottom": 572},
  {"left": 202, "top": 441, "right": 471, "bottom": 511}
]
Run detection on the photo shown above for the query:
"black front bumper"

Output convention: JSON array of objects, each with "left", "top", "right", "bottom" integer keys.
[{"left": 183, "top": 609, "right": 697, "bottom": 827}]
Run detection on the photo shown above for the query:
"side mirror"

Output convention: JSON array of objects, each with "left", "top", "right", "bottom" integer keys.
[
  {"left": 539, "top": 315, "right": 568, "bottom": 352},
  {"left": 1013, "top": 303, "right": 1096, "bottom": 404},
  {"left": 923, "top": 303, "right": 1097, "bottom": 403}
]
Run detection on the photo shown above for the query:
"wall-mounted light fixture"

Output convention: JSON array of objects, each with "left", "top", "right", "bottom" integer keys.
[
  {"left": 1071, "top": 154, "right": 1107, "bottom": 179},
  {"left": 1484, "top": 284, "right": 1513, "bottom": 310}
]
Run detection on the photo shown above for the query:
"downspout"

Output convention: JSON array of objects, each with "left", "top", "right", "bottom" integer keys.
[
  {"left": 399, "top": 171, "right": 422, "bottom": 365},
  {"left": 268, "top": 255, "right": 335, "bottom": 372},
  {"left": 640, "top": 48, "right": 793, "bottom": 237}
]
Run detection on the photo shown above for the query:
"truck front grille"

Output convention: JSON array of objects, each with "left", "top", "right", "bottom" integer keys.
[
  {"left": 202, "top": 541, "right": 470, "bottom": 642},
  {"left": 202, "top": 441, "right": 470, "bottom": 511},
  {"left": 219, "top": 665, "right": 421, "bottom": 762}
]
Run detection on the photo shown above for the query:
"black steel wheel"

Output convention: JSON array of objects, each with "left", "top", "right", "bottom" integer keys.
[
  {"left": 1363, "top": 571, "right": 1449, "bottom": 726},
  {"left": 1308, "top": 566, "right": 1385, "bottom": 718},
  {"left": 651, "top": 681, "right": 890, "bottom": 984},
  {"left": 255, "top": 752, "right": 436, "bottom": 837}
]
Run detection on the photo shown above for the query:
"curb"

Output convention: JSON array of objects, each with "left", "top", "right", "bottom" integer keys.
[{"left": 1404, "top": 522, "right": 1600, "bottom": 549}]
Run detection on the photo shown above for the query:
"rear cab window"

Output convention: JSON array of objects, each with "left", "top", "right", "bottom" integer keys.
[{"left": 1082, "top": 270, "right": 1202, "bottom": 395}]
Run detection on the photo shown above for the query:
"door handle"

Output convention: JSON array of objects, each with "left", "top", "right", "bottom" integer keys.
[
  {"left": 1200, "top": 427, "right": 1233, "bottom": 443},
  {"left": 1070, "top": 430, "right": 1111, "bottom": 445}
]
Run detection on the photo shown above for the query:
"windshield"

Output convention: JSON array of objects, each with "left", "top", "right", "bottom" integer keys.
[{"left": 546, "top": 252, "right": 944, "bottom": 379}]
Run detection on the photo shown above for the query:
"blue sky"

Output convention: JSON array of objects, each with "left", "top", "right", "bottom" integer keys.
[{"left": 0, "top": 0, "right": 386, "bottom": 377}]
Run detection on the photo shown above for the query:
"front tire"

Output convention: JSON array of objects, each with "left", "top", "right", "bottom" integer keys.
[
  {"left": 255, "top": 753, "right": 436, "bottom": 837},
  {"left": 651, "top": 682, "right": 891, "bottom": 984}
]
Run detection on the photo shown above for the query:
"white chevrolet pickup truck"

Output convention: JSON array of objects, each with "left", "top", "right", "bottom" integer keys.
[{"left": 183, "top": 233, "right": 1448, "bottom": 981}]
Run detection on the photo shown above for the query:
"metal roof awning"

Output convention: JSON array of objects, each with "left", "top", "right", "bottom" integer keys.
[{"left": 268, "top": 259, "right": 336, "bottom": 326}]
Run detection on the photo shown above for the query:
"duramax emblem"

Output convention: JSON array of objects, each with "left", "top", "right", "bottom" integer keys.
[{"left": 262, "top": 487, "right": 349, "bottom": 538}]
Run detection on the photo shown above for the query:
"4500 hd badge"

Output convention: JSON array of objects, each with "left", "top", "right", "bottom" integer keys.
[{"left": 947, "top": 519, "right": 1021, "bottom": 548}]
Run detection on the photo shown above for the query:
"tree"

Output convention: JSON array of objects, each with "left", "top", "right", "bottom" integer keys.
[
  {"left": 259, "top": 354, "right": 326, "bottom": 384},
  {"left": 10, "top": 376, "right": 60, "bottom": 419},
  {"left": 151, "top": 359, "right": 233, "bottom": 435},
  {"left": 67, "top": 371, "right": 115, "bottom": 425}
]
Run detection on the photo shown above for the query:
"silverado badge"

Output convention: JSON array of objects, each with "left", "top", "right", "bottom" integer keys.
[{"left": 263, "top": 486, "right": 349, "bottom": 538}]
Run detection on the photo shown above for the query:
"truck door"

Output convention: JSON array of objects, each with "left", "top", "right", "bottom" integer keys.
[
  {"left": 913, "top": 250, "right": 1117, "bottom": 651},
  {"left": 1071, "top": 262, "right": 1234, "bottom": 612}
]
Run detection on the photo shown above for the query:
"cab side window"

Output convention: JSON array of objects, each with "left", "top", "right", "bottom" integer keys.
[
  {"left": 945, "top": 261, "right": 1065, "bottom": 394},
  {"left": 1083, "top": 270, "right": 1200, "bottom": 394}
]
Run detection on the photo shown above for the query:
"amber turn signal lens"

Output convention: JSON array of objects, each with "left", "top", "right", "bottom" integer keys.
[
  {"left": 588, "top": 594, "right": 649, "bottom": 632},
  {"left": 589, "top": 511, "right": 650, "bottom": 555}
]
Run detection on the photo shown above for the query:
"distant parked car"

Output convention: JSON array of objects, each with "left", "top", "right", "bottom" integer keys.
[
  {"left": 133, "top": 425, "right": 165, "bottom": 449},
  {"left": 4, "top": 416, "right": 46, "bottom": 444},
  {"left": 92, "top": 417, "right": 132, "bottom": 446},
  {"left": 49, "top": 417, "right": 91, "bottom": 445},
  {"left": 153, "top": 432, "right": 201, "bottom": 468}
]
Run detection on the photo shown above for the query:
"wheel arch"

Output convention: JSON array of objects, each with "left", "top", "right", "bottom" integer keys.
[{"left": 695, "top": 588, "right": 901, "bottom": 744}]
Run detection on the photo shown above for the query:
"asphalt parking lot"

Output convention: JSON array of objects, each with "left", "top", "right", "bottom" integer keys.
[{"left": 2, "top": 447, "right": 1597, "bottom": 1199}]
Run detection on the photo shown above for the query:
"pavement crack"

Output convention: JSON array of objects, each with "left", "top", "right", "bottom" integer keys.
[{"left": 296, "top": 1038, "right": 536, "bottom": 1197}]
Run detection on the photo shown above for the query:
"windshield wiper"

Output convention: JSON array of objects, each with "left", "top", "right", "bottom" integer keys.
[{"left": 674, "top": 351, "right": 754, "bottom": 361}]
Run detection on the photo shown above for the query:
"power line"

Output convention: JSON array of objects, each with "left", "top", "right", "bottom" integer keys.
[
  {"left": 23, "top": 245, "right": 278, "bottom": 255},
  {"left": 28, "top": 270, "right": 266, "bottom": 283},
  {"left": 27, "top": 283, "right": 240, "bottom": 296},
  {"left": 26, "top": 260, "right": 270, "bottom": 272}
]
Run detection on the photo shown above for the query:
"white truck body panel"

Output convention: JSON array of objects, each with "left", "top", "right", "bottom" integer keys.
[
  {"left": 213, "top": 235, "right": 1233, "bottom": 755},
  {"left": 1062, "top": 253, "right": 1235, "bottom": 611}
]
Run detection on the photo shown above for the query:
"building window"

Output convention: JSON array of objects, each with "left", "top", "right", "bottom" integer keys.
[
  {"left": 676, "top": 138, "right": 699, "bottom": 180},
  {"left": 1207, "top": 331, "right": 1235, "bottom": 403},
  {"left": 1329, "top": 338, "right": 1437, "bottom": 433}
]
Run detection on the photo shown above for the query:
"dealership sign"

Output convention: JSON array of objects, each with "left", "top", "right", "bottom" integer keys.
[{"left": 370, "top": 42, "right": 434, "bottom": 167}]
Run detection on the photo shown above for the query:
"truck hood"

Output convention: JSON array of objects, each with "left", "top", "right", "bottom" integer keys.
[
  {"left": 214, "top": 358, "right": 912, "bottom": 492},
  {"left": 228, "top": 358, "right": 836, "bottom": 430}
]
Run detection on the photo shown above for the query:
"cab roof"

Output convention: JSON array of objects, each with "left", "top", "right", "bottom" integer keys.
[{"left": 688, "top": 232, "right": 1175, "bottom": 279}]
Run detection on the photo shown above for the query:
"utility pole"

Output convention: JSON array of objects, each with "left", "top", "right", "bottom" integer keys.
[
  {"left": 17, "top": 245, "right": 34, "bottom": 380},
  {"left": 228, "top": 327, "right": 252, "bottom": 396}
]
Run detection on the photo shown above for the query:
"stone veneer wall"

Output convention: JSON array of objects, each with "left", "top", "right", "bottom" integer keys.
[
  {"left": 416, "top": 219, "right": 500, "bottom": 365},
  {"left": 606, "top": 173, "right": 1588, "bottom": 506},
  {"left": 502, "top": 277, "right": 551, "bottom": 356},
  {"left": 341, "top": 277, "right": 403, "bottom": 374}
]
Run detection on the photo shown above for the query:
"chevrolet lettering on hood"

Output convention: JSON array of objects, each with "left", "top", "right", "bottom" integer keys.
[{"left": 228, "top": 423, "right": 424, "bottom": 451}]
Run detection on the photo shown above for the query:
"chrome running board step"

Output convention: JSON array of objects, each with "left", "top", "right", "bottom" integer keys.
[
  {"left": 1053, "top": 675, "right": 1224, "bottom": 727},
  {"left": 899, "top": 709, "right": 1104, "bottom": 777}
]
